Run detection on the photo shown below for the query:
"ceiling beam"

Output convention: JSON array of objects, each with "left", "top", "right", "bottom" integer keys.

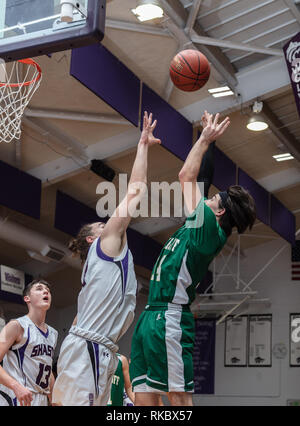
[
  {"left": 159, "top": 0, "right": 238, "bottom": 88},
  {"left": 106, "top": 18, "right": 283, "bottom": 56},
  {"left": 283, "top": 0, "right": 300, "bottom": 25},
  {"left": 25, "top": 108, "right": 129, "bottom": 125},
  {"left": 184, "top": 0, "right": 203, "bottom": 34},
  {"left": 190, "top": 33, "right": 284, "bottom": 57},
  {"left": 105, "top": 18, "right": 169, "bottom": 37}
]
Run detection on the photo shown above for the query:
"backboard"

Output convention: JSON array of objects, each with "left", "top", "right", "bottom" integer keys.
[{"left": 0, "top": 0, "right": 106, "bottom": 62}]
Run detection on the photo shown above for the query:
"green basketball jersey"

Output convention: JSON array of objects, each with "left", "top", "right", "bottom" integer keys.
[
  {"left": 148, "top": 197, "right": 227, "bottom": 306},
  {"left": 107, "top": 355, "right": 124, "bottom": 406}
]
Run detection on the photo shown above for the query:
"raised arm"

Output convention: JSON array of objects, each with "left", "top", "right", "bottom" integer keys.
[
  {"left": 197, "top": 141, "right": 215, "bottom": 198},
  {"left": 179, "top": 111, "right": 230, "bottom": 214},
  {"left": 101, "top": 112, "right": 161, "bottom": 257}
]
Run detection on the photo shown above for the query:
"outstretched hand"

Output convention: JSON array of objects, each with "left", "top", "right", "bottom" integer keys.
[
  {"left": 139, "top": 111, "right": 161, "bottom": 147},
  {"left": 200, "top": 110, "right": 230, "bottom": 143}
]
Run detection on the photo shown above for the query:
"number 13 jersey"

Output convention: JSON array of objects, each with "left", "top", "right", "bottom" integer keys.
[{"left": 0, "top": 315, "right": 57, "bottom": 395}]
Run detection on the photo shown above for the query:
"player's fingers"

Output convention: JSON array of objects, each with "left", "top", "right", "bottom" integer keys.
[
  {"left": 150, "top": 119, "right": 157, "bottom": 130},
  {"left": 148, "top": 112, "right": 153, "bottom": 126},
  {"left": 213, "top": 113, "right": 220, "bottom": 127},
  {"left": 143, "top": 111, "right": 148, "bottom": 129},
  {"left": 217, "top": 116, "right": 230, "bottom": 131},
  {"left": 218, "top": 120, "right": 230, "bottom": 135}
]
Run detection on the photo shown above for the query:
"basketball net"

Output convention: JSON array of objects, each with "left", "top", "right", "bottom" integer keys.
[{"left": 0, "top": 58, "right": 42, "bottom": 143}]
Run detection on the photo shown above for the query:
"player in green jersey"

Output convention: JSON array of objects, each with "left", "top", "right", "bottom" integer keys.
[
  {"left": 107, "top": 354, "right": 134, "bottom": 406},
  {"left": 130, "top": 111, "right": 256, "bottom": 406}
]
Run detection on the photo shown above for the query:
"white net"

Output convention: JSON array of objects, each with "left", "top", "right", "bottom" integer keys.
[{"left": 0, "top": 58, "right": 42, "bottom": 143}]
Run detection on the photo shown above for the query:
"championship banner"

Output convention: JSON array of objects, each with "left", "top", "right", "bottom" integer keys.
[
  {"left": 225, "top": 316, "right": 248, "bottom": 367},
  {"left": 248, "top": 315, "right": 272, "bottom": 367},
  {"left": 0, "top": 265, "right": 25, "bottom": 296},
  {"left": 283, "top": 32, "right": 300, "bottom": 118},
  {"left": 193, "top": 319, "right": 216, "bottom": 394}
]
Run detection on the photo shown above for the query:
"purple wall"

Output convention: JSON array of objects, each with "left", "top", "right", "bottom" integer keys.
[
  {"left": 238, "top": 169, "right": 270, "bottom": 226},
  {"left": 71, "top": 44, "right": 140, "bottom": 127},
  {"left": 213, "top": 146, "right": 237, "bottom": 190},
  {"left": 271, "top": 195, "right": 296, "bottom": 246},
  {"left": 0, "top": 159, "right": 41, "bottom": 219}
]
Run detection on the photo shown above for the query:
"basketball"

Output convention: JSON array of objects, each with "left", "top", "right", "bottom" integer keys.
[{"left": 169, "top": 49, "right": 210, "bottom": 92}]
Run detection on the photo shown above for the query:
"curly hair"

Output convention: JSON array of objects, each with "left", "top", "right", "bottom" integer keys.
[
  {"left": 68, "top": 223, "right": 94, "bottom": 263},
  {"left": 218, "top": 185, "right": 256, "bottom": 237}
]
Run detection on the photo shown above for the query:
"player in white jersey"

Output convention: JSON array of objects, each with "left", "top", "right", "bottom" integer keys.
[
  {"left": 0, "top": 280, "right": 58, "bottom": 406},
  {"left": 52, "top": 111, "right": 161, "bottom": 406}
]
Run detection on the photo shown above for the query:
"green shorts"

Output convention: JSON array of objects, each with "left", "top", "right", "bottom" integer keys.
[{"left": 129, "top": 303, "right": 195, "bottom": 393}]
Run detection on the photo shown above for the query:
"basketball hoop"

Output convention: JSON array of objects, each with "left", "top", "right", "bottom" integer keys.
[{"left": 0, "top": 58, "right": 42, "bottom": 143}]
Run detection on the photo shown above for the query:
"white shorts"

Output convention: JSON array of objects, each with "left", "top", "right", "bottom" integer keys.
[
  {"left": 52, "top": 332, "right": 118, "bottom": 406},
  {"left": 0, "top": 388, "right": 48, "bottom": 406}
]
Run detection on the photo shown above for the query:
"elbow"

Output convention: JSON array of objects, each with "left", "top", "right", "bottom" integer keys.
[
  {"left": 178, "top": 169, "right": 187, "bottom": 182},
  {"left": 179, "top": 169, "right": 194, "bottom": 183}
]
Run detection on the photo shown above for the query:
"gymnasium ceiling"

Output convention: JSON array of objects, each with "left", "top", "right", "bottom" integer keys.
[{"left": 0, "top": 0, "right": 300, "bottom": 310}]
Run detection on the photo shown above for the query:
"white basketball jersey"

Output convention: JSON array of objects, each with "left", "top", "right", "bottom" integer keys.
[
  {"left": 77, "top": 237, "right": 137, "bottom": 344},
  {"left": 0, "top": 315, "right": 57, "bottom": 395},
  {"left": 0, "top": 317, "right": 5, "bottom": 333}
]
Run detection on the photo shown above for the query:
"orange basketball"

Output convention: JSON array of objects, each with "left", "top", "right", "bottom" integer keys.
[{"left": 169, "top": 49, "right": 210, "bottom": 92}]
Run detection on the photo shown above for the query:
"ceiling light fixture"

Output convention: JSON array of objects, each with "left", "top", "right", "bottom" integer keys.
[
  {"left": 208, "top": 86, "right": 231, "bottom": 94},
  {"left": 212, "top": 90, "right": 234, "bottom": 98},
  {"left": 272, "top": 153, "right": 294, "bottom": 162},
  {"left": 131, "top": 0, "right": 164, "bottom": 22},
  {"left": 246, "top": 101, "right": 269, "bottom": 131},
  {"left": 208, "top": 86, "right": 234, "bottom": 97}
]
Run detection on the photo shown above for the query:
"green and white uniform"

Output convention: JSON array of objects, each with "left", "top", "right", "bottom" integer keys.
[
  {"left": 107, "top": 354, "right": 124, "bottom": 406},
  {"left": 130, "top": 198, "right": 227, "bottom": 393}
]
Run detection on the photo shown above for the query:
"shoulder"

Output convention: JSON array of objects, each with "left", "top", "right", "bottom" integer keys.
[
  {"left": 120, "top": 355, "right": 129, "bottom": 368},
  {"left": 2, "top": 319, "right": 24, "bottom": 344},
  {"left": 185, "top": 198, "right": 218, "bottom": 233}
]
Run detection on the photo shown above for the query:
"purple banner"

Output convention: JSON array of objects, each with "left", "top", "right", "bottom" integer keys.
[
  {"left": 213, "top": 146, "right": 236, "bottom": 191},
  {"left": 283, "top": 32, "right": 300, "bottom": 118},
  {"left": 238, "top": 169, "right": 270, "bottom": 226},
  {"left": 71, "top": 44, "right": 140, "bottom": 127},
  {"left": 193, "top": 319, "right": 216, "bottom": 394},
  {"left": 0, "top": 159, "right": 41, "bottom": 220},
  {"left": 271, "top": 195, "right": 295, "bottom": 246}
]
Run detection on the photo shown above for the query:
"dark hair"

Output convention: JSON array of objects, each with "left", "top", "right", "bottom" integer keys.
[
  {"left": 218, "top": 185, "right": 256, "bottom": 237},
  {"left": 68, "top": 223, "right": 94, "bottom": 263},
  {"left": 23, "top": 279, "right": 51, "bottom": 298}
]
